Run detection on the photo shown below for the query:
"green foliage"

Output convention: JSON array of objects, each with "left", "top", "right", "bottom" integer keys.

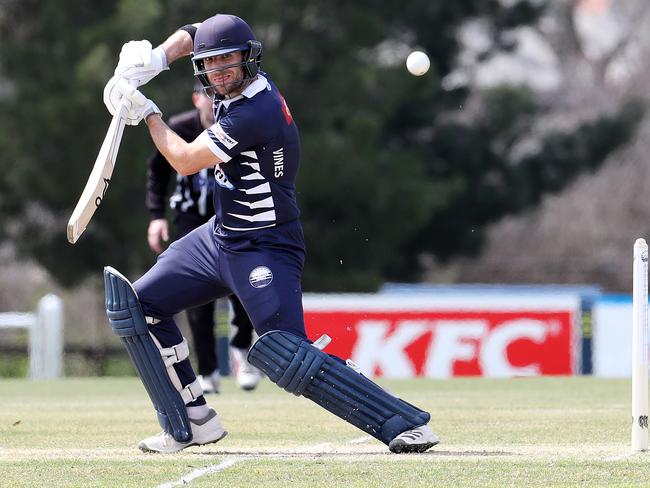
[
  {"left": 0, "top": 353, "right": 28, "bottom": 377},
  {"left": 398, "top": 92, "right": 644, "bottom": 267},
  {"left": 515, "top": 100, "right": 645, "bottom": 206},
  {"left": 0, "top": 1, "right": 642, "bottom": 290}
]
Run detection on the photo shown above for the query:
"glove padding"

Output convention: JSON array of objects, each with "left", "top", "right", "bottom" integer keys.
[
  {"left": 115, "top": 80, "right": 162, "bottom": 126},
  {"left": 116, "top": 41, "right": 168, "bottom": 83},
  {"left": 104, "top": 41, "right": 168, "bottom": 118}
]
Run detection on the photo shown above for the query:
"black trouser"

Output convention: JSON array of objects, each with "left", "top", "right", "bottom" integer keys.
[
  {"left": 175, "top": 214, "right": 255, "bottom": 375},
  {"left": 185, "top": 295, "right": 254, "bottom": 374},
  {"left": 229, "top": 293, "right": 255, "bottom": 349}
]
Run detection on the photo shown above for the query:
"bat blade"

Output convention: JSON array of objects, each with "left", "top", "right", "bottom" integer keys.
[{"left": 67, "top": 103, "right": 127, "bottom": 244}]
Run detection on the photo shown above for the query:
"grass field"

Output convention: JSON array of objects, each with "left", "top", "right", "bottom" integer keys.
[{"left": 0, "top": 376, "right": 649, "bottom": 487}]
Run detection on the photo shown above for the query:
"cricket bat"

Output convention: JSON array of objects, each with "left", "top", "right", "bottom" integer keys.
[{"left": 66, "top": 102, "right": 128, "bottom": 244}]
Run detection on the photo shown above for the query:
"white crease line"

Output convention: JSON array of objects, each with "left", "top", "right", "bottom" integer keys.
[
  {"left": 604, "top": 452, "right": 638, "bottom": 461},
  {"left": 155, "top": 458, "right": 242, "bottom": 488},
  {"left": 154, "top": 435, "right": 376, "bottom": 487},
  {"left": 304, "top": 443, "right": 332, "bottom": 452},
  {"left": 349, "top": 436, "right": 373, "bottom": 444}
]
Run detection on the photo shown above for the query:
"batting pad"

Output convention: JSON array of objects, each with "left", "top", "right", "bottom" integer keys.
[
  {"left": 248, "top": 330, "right": 431, "bottom": 445},
  {"left": 104, "top": 266, "right": 193, "bottom": 443}
]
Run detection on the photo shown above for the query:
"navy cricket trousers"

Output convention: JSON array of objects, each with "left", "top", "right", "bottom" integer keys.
[{"left": 134, "top": 218, "right": 307, "bottom": 406}]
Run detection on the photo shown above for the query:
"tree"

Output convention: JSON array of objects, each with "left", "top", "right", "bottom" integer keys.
[{"left": 0, "top": 0, "right": 641, "bottom": 291}]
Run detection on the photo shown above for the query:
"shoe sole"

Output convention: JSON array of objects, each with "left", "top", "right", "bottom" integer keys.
[
  {"left": 388, "top": 439, "right": 439, "bottom": 454},
  {"left": 139, "top": 430, "right": 228, "bottom": 453}
]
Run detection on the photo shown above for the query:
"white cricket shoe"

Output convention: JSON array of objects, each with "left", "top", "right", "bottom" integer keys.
[
  {"left": 388, "top": 424, "right": 439, "bottom": 454},
  {"left": 197, "top": 370, "right": 221, "bottom": 394},
  {"left": 138, "top": 408, "right": 227, "bottom": 453},
  {"left": 232, "top": 347, "right": 262, "bottom": 391}
]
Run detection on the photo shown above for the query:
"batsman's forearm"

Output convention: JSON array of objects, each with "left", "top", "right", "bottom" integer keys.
[
  {"left": 160, "top": 25, "right": 199, "bottom": 64},
  {"left": 145, "top": 115, "right": 195, "bottom": 176}
]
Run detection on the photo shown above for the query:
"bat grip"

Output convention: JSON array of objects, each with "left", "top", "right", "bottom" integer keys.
[{"left": 116, "top": 79, "right": 140, "bottom": 120}]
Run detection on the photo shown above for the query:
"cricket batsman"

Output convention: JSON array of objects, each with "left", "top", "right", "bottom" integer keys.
[{"left": 102, "top": 13, "right": 439, "bottom": 454}]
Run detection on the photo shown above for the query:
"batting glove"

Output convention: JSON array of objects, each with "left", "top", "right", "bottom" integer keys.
[
  {"left": 104, "top": 40, "right": 168, "bottom": 118},
  {"left": 116, "top": 80, "right": 162, "bottom": 126},
  {"left": 115, "top": 41, "right": 168, "bottom": 84}
]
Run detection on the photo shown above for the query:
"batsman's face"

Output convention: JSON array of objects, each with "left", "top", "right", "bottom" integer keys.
[{"left": 203, "top": 51, "right": 245, "bottom": 98}]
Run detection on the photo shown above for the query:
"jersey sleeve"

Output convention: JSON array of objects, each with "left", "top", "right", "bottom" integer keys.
[{"left": 198, "top": 105, "right": 268, "bottom": 162}]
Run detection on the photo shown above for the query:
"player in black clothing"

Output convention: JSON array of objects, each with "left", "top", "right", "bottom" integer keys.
[{"left": 145, "top": 83, "right": 262, "bottom": 393}]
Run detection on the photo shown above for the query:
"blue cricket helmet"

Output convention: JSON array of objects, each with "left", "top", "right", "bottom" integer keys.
[{"left": 192, "top": 14, "right": 262, "bottom": 97}]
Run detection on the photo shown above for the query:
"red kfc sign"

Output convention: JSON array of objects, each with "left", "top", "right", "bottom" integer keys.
[{"left": 304, "top": 308, "right": 575, "bottom": 378}]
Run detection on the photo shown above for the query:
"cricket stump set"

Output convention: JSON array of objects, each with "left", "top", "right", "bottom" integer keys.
[{"left": 633, "top": 238, "right": 649, "bottom": 452}]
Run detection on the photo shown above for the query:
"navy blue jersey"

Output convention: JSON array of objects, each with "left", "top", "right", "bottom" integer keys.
[{"left": 198, "top": 73, "right": 300, "bottom": 232}]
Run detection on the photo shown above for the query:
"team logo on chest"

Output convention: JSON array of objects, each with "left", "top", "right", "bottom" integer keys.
[{"left": 249, "top": 266, "right": 273, "bottom": 288}]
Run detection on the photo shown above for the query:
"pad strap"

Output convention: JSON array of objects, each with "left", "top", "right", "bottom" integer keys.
[
  {"left": 180, "top": 379, "right": 203, "bottom": 404},
  {"left": 149, "top": 333, "right": 203, "bottom": 403},
  {"left": 159, "top": 338, "right": 190, "bottom": 367}
]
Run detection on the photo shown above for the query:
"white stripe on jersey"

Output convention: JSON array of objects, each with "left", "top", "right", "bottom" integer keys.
[
  {"left": 241, "top": 161, "right": 261, "bottom": 171},
  {"left": 242, "top": 182, "right": 271, "bottom": 195},
  {"left": 227, "top": 210, "right": 276, "bottom": 223},
  {"left": 240, "top": 151, "right": 258, "bottom": 159},
  {"left": 233, "top": 196, "right": 274, "bottom": 209},
  {"left": 241, "top": 172, "right": 265, "bottom": 181},
  {"left": 222, "top": 222, "right": 276, "bottom": 231}
]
